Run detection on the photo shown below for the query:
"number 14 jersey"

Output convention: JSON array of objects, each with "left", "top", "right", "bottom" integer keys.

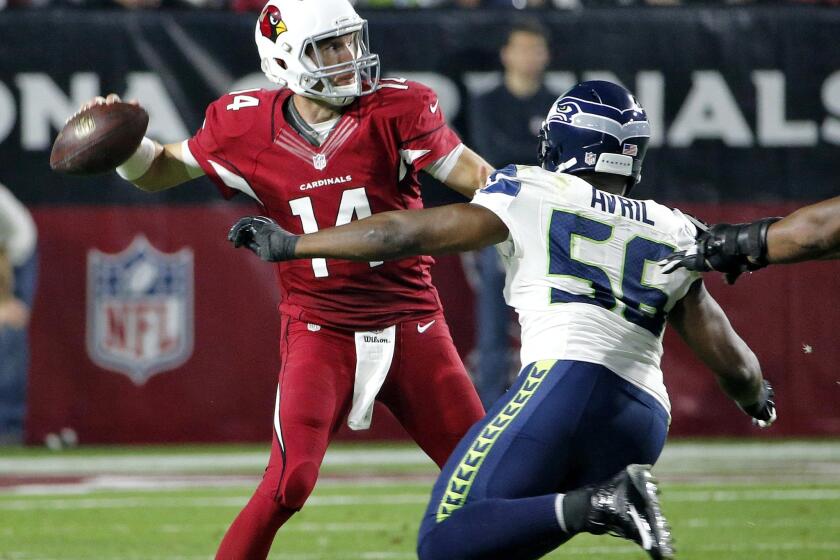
[
  {"left": 472, "top": 165, "right": 703, "bottom": 414},
  {"left": 186, "top": 80, "right": 461, "bottom": 330}
]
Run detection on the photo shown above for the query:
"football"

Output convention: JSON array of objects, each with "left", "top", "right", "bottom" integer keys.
[{"left": 50, "top": 102, "right": 149, "bottom": 176}]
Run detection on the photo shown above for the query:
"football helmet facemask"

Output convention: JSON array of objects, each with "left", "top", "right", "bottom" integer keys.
[
  {"left": 255, "top": 0, "right": 380, "bottom": 107},
  {"left": 538, "top": 80, "right": 651, "bottom": 195}
]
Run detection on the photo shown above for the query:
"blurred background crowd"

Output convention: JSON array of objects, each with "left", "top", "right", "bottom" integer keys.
[{"left": 2, "top": 0, "right": 838, "bottom": 12}]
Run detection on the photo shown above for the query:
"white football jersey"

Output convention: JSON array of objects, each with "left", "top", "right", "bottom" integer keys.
[{"left": 471, "top": 165, "right": 702, "bottom": 415}]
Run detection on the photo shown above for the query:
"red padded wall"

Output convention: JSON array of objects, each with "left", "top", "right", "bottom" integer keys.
[{"left": 24, "top": 202, "right": 840, "bottom": 444}]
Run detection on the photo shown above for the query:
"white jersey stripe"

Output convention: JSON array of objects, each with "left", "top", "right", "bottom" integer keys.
[
  {"left": 324, "top": 121, "right": 358, "bottom": 158},
  {"left": 208, "top": 160, "right": 263, "bottom": 204},
  {"left": 275, "top": 134, "right": 318, "bottom": 163},
  {"left": 274, "top": 385, "right": 285, "bottom": 454}
]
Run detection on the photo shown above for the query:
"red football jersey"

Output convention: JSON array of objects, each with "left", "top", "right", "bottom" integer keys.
[{"left": 187, "top": 79, "right": 462, "bottom": 329}]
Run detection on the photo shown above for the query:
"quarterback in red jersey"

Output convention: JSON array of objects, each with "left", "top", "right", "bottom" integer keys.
[
  {"left": 188, "top": 81, "right": 464, "bottom": 328},
  {"left": 81, "top": 0, "right": 489, "bottom": 557}
]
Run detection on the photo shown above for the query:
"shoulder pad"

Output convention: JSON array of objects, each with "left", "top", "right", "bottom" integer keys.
[
  {"left": 372, "top": 79, "right": 437, "bottom": 108},
  {"left": 204, "top": 89, "right": 281, "bottom": 140}
]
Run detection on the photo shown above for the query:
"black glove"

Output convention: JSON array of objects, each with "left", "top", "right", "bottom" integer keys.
[
  {"left": 660, "top": 217, "right": 781, "bottom": 284},
  {"left": 739, "top": 380, "right": 777, "bottom": 428},
  {"left": 228, "top": 216, "right": 299, "bottom": 262}
]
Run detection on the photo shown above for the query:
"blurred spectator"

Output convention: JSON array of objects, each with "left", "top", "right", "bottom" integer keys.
[
  {"left": 0, "top": 182, "right": 37, "bottom": 445},
  {"left": 481, "top": 0, "right": 546, "bottom": 7},
  {"left": 229, "top": 0, "right": 260, "bottom": 11},
  {"left": 111, "top": 0, "right": 162, "bottom": 8},
  {"left": 466, "top": 20, "right": 555, "bottom": 408},
  {"left": 357, "top": 0, "right": 449, "bottom": 6},
  {"left": 0, "top": 0, "right": 225, "bottom": 9},
  {"left": 106, "top": 0, "right": 226, "bottom": 8},
  {"left": 0, "top": 0, "right": 49, "bottom": 8}
]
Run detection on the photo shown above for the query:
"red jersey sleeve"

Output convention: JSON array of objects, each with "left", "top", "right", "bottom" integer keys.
[
  {"left": 187, "top": 99, "right": 238, "bottom": 199},
  {"left": 187, "top": 90, "right": 274, "bottom": 201},
  {"left": 392, "top": 81, "right": 462, "bottom": 171}
]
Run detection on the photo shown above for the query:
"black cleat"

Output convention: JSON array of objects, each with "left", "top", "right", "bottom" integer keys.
[{"left": 583, "top": 464, "right": 675, "bottom": 559}]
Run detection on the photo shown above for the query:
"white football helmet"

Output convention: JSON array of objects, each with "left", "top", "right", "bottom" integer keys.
[{"left": 255, "top": 0, "right": 380, "bottom": 106}]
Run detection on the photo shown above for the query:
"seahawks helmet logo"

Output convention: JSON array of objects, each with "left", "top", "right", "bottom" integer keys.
[{"left": 552, "top": 101, "right": 581, "bottom": 123}]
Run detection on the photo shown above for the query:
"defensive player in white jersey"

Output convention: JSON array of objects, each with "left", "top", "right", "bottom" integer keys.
[{"left": 230, "top": 81, "right": 777, "bottom": 559}]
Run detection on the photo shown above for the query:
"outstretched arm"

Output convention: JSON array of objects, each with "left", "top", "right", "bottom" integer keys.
[
  {"left": 668, "top": 280, "right": 776, "bottom": 427},
  {"left": 229, "top": 204, "right": 510, "bottom": 262},
  {"left": 766, "top": 196, "right": 840, "bottom": 263},
  {"left": 661, "top": 195, "right": 840, "bottom": 282}
]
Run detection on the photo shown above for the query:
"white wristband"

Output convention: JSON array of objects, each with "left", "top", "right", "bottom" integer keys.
[{"left": 116, "top": 137, "right": 157, "bottom": 181}]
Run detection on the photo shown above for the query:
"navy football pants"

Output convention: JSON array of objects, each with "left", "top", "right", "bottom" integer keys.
[{"left": 418, "top": 359, "right": 670, "bottom": 560}]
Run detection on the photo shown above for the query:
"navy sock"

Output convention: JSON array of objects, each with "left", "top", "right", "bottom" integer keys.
[{"left": 418, "top": 495, "right": 571, "bottom": 560}]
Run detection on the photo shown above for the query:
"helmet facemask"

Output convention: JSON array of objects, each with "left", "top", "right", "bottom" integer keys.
[{"left": 298, "top": 24, "right": 380, "bottom": 106}]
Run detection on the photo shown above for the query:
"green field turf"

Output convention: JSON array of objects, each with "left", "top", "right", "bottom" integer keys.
[{"left": 1, "top": 441, "right": 839, "bottom": 559}]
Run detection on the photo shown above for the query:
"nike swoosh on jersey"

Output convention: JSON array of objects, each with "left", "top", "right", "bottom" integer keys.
[
  {"left": 417, "top": 320, "right": 436, "bottom": 333},
  {"left": 430, "top": 100, "right": 439, "bottom": 114}
]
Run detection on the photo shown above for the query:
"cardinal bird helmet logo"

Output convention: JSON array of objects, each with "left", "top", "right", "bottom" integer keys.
[{"left": 259, "top": 5, "right": 287, "bottom": 41}]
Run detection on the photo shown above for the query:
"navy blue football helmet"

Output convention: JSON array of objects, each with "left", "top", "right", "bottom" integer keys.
[{"left": 538, "top": 80, "right": 651, "bottom": 194}]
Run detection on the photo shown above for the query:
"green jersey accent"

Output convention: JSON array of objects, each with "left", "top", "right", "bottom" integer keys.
[{"left": 435, "top": 359, "right": 556, "bottom": 523}]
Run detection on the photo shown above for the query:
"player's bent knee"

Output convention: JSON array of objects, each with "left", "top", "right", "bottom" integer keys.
[
  {"left": 279, "top": 461, "right": 319, "bottom": 510},
  {"left": 416, "top": 537, "right": 434, "bottom": 560},
  {"left": 417, "top": 526, "right": 450, "bottom": 560}
]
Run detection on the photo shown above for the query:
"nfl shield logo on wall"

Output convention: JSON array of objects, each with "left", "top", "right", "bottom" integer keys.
[
  {"left": 312, "top": 153, "right": 327, "bottom": 170},
  {"left": 87, "top": 235, "right": 194, "bottom": 385}
]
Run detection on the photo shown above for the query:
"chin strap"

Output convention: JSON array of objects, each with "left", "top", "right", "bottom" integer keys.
[{"left": 557, "top": 157, "right": 578, "bottom": 172}]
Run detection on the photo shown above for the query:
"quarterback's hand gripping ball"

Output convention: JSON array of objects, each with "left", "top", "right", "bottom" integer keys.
[{"left": 50, "top": 98, "right": 148, "bottom": 175}]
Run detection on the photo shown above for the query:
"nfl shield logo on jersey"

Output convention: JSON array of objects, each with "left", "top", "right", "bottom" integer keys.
[
  {"left": 86, "top": 235, "right": 194, "bottom": 385},
  {"left": 313, "top": 153, "right": 327, "bottom": 170}
]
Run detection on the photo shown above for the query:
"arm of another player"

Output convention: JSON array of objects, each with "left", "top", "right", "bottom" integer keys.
[
  {"left": 661, "top": 195, "right": 840, "bottom": 281},
  {"left": 667, "top": 280, "right": 776, "bottom": 427},
  {"left": 229, "top": 203, "right": 509, "bottom": 262},
  {"left": 83, "top": 95, "right": 202, "bottom": 192},
  {"left": 765, "top": 195, "right": 840, "bottom": 263}
]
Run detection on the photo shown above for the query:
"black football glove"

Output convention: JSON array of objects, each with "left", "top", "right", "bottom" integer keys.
[
  {"left": 660, "top": 217, "right": 781, "bottom": 284},
  {"left": 738, "top": 380, "right": 777, "bottom": 429},
  {"left": 228, "top": 216, "right": 299, "bottom": 262}
]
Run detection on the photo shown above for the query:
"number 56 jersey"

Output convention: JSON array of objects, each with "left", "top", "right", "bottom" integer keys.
[
  {"left": 471, "top": 165, "right": 703, "bottom": 415},
  {"left": 185, "top": 81, "right": 461, "bottom": 330}
]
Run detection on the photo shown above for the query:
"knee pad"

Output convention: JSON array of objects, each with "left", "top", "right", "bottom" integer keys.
[{"left": 279, "top": 461, "right": 319, "bottom": 510}]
